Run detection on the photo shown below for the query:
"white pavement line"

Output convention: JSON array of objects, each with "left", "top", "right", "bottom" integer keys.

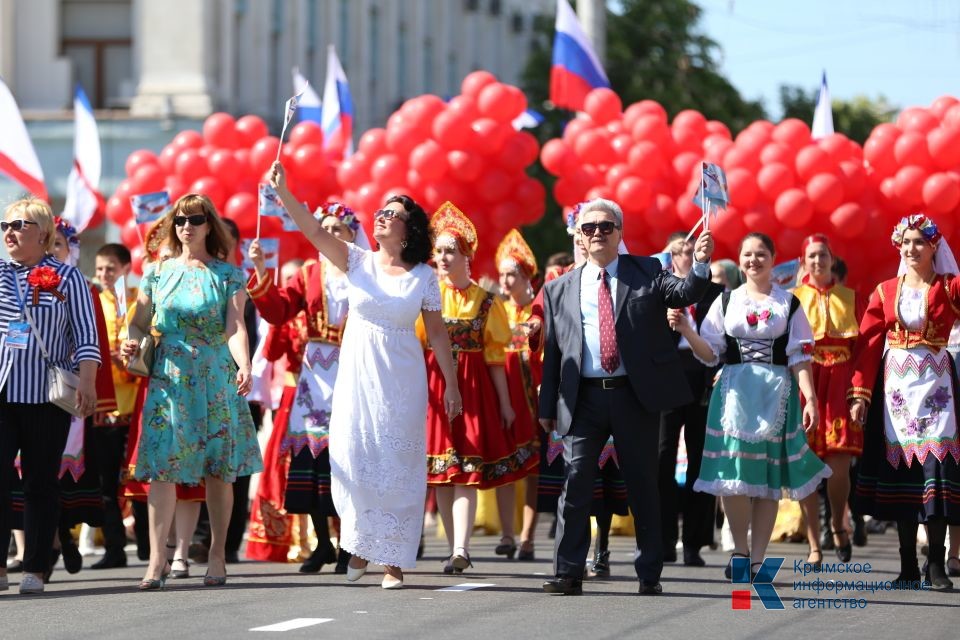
[
  {"left": 435, "top": 583, "right": 496, "bottom": 592},
  {"left": 250, "top": 618, "right": 333, "bottom": 632}
]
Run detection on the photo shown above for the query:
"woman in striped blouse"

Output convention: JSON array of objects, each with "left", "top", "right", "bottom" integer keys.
[{"left": 0, "top": 198, "right": 101, "bottom": 595}]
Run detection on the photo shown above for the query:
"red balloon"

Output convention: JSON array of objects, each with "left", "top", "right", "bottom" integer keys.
[
  {"left": 478, "top": 169, "right": 513, "bottom": 203},
  {"left": 894, "top": 131, "right": 934, "bottom": 169},
  {"left": 358, "top": 128, "right": 388, "bottom": 158},
  {"left": 604, "top": 163, "right": 632, "bottom": 190},
  {"left": 202, "top": 113, "right": 239, "bottom": 149},
  {"left": 174, "top": 149, "right": 209, "bottom": 185},
  {"left": 119, "top": 218, "right": 141, "bottom": 248},
  {"left": 671, "top": 126, "right": 702, "bottom": 154},
  {"left": 632, "top": 115, "right": 673, "bottom": 151},
  {"left": 125, "top": 149, "right": 159, "bottom": 178},
  {"left": 806, "top": 173, "right": 844, "bottom": 214},
  {"left": 776, "top": 228, "right": 807, "bottom": 258},
  {"left": 385, "top": 121, "right": 422, "bottom": 157},
  {"left": 727, "top": 168, "right": 758, "bottom": 210},
  {"left": 540, "top": 139, "right": 577, "bottom": 176},
  {"left": 931, "top": 96, "right": 960, "bottom": 119},
  {"left": 772, "top": 119, "right": 812, "bottom": 150},
  {"left": 616, "top": 176, "right": 653, "bottom": 214},
  {"left": 448, "top": 150, "right": 484, "bottom": 182},
  {"left": 922, "top": 172, "right": 960, "bottom": 214},
  {"left": 235, "top": 115, "right": 269, "bottom": 147},
  {"left": 172, "top": 130, "right": 203, "bottom": 150},
  {"left": 573, "top": 129, "right": 611, "bottom": 165},
  {"left": 165, "top": 175, "right": 187, "bottom": 201},
  {"left": 553, "top": 176, "right": 584, "bottom": 207},
  {"left": 760, "top": 142, "right": 795, "bottom": 166},
  {"left": 863, "top": 132, "right": 900, "bottom": 177},
  {"left": 897, "top": 107, "right": 939, "bottom": 134},
  {"left": 723, "top": 145, "right": 760, "bottom": 172},
  {"left": 461, "top": 70, "right": 498, "bottom": 98},
  {"left": 498, "top": 132, "right": 539, "bottom": 172},
  {"left": 795, "top": 146, "right": 834, "bottom": 182},
  {"left": 158, "top": 145, "right": 179, "bottom": 174},
  {"left": 893, "top": 165, "right": 928, "bottom": 209},
  {"left": 370, "top": 154, "right": 406, "bottom": 188},
  {"left": 207, "top": 149, "right": 241, "bottom": 182},
  {"left": 130, "top": 245, "right": 145, "bottom": 276},
  {"left": 871, "top": 123, "right": 903, "bottom": 140},
  {"left": 610, "top": 133, "right": 633, "bottom": 160},
  {"left": 516, "top": 178, "right": 546, "bottom": 213},
  {"left": 471, "top": 118, "right": 512, "bottom": 156},
  {"left": 250, "top": 136, "right": 281, "bottom": 177},
  {"left": 672, "top": 110, "right": 708, "bottom": 137},
  {"left": 432, "top": 110, "right": 475, "bottom": 150},
  {"left": 837, "top": 160, "right": 866, "bottom": 200},
  {"left": 584, "top": 88, "right": 623, "bottom": 125},
  {"left": 292, "top": 144, "right": 328, "bottom": 181},
  {"left": 705, "top": 120, "right": 732, "bottom": 139},
  {"left": 132, "top": 164, "right": 166, "bottom": 194},
  {"left": 410, "top": 140, "right": 448, "bottom": 181},
  {"left": 672, "top": 152, "right": 700, "bottom": 189},
  {"left": 743, "top": 205, "right": 779, "bottom": 237},
  {"left": 645, "top": 193, "right": 678, "bottom": 230},
  {"left": 477, "top": 83, "right": 527, "bottom": 123},
  {"left": 189, "top": 176, "right": 227, "bottom": 211},
  {"left": 711, "top": 205, "right": 748, "bottom": 245},
  {"left": 106, "top": 195, "right": 132, "bottom": 225},
  {"left": 336, "top": 153, "right": 370, "bottom": 191},
  {"left": 927, "top": 126, "right": 960, "bottom": 170},
  {"left": 774, "top": 188, "right": 814, "bottom": 229},
  {"left": 828, "top": 202, "right": 867, "bottom": 239},
  {"left": 289, "top": 121, "right": 324, "bottom": 148},
  {"left": 402, "top": 95, "right": 446, "bottom": 133},
  {"left": 676, "top": 196, "right": 702, "bottom": 227}
]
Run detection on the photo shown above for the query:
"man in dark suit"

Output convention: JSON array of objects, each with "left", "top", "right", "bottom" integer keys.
[
  {"left": 658, "top": 232, "right": 725, "bottom": 568},
  {"left": 538, "top": 199, "right": 714, "bottom": 596}
]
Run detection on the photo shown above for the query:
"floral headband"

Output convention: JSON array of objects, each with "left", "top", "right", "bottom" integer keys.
[
  {"left": 317, "top": 202, "right": 360, "bottom": 232},
  {"left": 891, "top": 214, "right": 941, "bottom": 248},
  {"left": 54, "top": 216, "right": 80, "bottom": 246},
  {"left": 566, "top": 202, "right": 586, "bottom": 236}
]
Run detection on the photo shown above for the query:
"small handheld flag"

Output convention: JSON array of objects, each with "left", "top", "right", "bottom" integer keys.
[
  {"left": 291, "top": 67, "right": 322, "bottom": 124},
  {"left": 772, "top": 259, "right": 801, "bottom": 288},
  {"left": 241, "top": 238, "right": 279, "bottom": 271},
  {"left": 811, "top": 71, "right": 834, "bottom": 140},
  {"left": 114, "top": 275, "right": 127, "bottom": 320},
  {"left": 276, "top": 88, "right": 306, "bottom": 163},
  {"left": 130, "top": 191, "right": 171, "bottom": 224},
  {"left": 686, "top": 162, "right": 730, "bottom": 241}
]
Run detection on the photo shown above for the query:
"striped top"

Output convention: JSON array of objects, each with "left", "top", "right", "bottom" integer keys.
[{"left": 0, "top": 255, "right": 101, "bottom": 404}]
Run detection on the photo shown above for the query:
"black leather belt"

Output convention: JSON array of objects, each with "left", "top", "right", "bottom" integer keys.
[{"left": 582, "top": 376, "right": 629, "bottom": 390}]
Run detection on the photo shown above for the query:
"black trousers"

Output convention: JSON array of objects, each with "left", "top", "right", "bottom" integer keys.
[
  {"left": 0, "top": 393, "right": 70, "bottom": 573},
  {"left": 658, "top": 359, "right": 716, "bottom": 552},
  {"left": 89, "top": 425, "right": 129, "bottom": 554},
  {"left": 554, "top": 383, "right": 662, "bottom": 582}
]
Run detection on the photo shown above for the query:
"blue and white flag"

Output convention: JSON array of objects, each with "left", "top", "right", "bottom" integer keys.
[
  {"left": 242, "top": 238, "right": 279, "bottom": 271},
  {"left": 811, "top": 70, "right": 834, "bottom": 140},
  {"left": 512, "top": 109, "right": 545, "bottom": 131},
  {"left": 772, "top": 259, "right": 801, "bottom": 288},
  {"left": 292, "top": 67, "right": 322, "bottom": 124},
  {"left": 258, "top": 183, "right": 299, "bottom": 232},
  {"left": 130, "top": 191, "right": 171, "bottom": 224},
  {"left": 692, "top": 162, "right": 730, "bottom": 211}
]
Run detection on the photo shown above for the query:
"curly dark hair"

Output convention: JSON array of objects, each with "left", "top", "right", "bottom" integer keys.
[{"left": 385, "top": 194, "right": 431, "bottom": 265}]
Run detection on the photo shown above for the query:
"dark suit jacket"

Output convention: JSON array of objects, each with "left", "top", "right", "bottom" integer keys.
[{"left": 538, "top": 255, "right": 710, "bottom": 436}]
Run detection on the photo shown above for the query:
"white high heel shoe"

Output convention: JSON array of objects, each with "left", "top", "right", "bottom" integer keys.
[
  {"left": 345, "top": 560, "right": 368, "bottom": 582},
  {"left": 381, "top": 573, "right": 403, "bottom": 589}
]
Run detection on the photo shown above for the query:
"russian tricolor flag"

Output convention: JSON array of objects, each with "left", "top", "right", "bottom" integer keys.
[
  {"left": 0, "top": 76, "right": 47, "bottom": 200},
  {"left": 550, "top": 0, "right": 610, "bottom": 112},
  {"left": 292, "top": 67, "right": 323, "bottom": 125},
  {"left": 321, "top": 45, "right": 354, "bottom": 158},
  {"left": 62, "top": 85, "right": 104, "bottom": 232}
]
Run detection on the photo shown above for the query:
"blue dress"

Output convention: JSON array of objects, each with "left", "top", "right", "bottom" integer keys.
[{"left": 135, "top": 259, "right": 262, "bottom": 484}]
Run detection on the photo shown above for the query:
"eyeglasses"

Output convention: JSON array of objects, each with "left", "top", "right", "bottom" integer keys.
[
  {"left": 0, "top": 219, "right": 38, "bottom": 232},
  {"left": 173, "top": 214, "right": 208, "bottom": 227},
  {"left": 579, "top": 221, "right": 620, "bottom": 236},
  {"left": 374, "top": 209, "right": 407, "bottom": 222}
]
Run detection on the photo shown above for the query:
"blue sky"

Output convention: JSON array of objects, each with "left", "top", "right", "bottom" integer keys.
[{"left": 695, "top": 0, "right": 960, "bottom": 119}]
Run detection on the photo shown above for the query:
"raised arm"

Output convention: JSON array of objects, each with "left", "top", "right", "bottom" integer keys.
[{"left": 269, "top": 161, "right": 348, "bottom": 271}]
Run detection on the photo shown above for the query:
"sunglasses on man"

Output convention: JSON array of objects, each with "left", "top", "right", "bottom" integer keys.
[
  {"left": 173, "top": 214, "right": 208, "bottom": 227},
  {"left": 0, "top": 219, "right": 38, "bottom": 232},
  {"left": 579, "top": 221, "right": 621, "bottom": 236}
]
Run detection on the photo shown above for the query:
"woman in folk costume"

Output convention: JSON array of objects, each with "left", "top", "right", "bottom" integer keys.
[
  {"left": 793, "top": 233, "right": 866, "bottom": 568},
  {"left": 493, "top": 229, "right": 543, "bottom": 561},
  {"left": 848, "top": 214, "right": 960, "bottom": 591},
  {"left": 243, "top": 259, "right": 303, "bottom": 565},
  {"left": 679, "top": 232, "right": 830, "bottom": 581},
  {"left": 246, "top": 203, "right": 366, "bottom": 573},
  {"left": 417, "top": 202, "right": 534, "bottom": 573}
]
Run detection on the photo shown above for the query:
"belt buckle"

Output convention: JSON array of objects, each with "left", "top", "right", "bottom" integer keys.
[{"left": 602, "top": 378, "right": 615, "bottom": 390}]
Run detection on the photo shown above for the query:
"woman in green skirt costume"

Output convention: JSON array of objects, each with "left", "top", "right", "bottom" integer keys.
[{"left": 677, "top": 232, "right": 831, "bottom": 579}]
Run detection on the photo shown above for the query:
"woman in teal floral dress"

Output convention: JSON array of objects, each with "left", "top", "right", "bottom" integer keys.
[{"left": 122, "top": 194, "right": 261, "bottom": 590}]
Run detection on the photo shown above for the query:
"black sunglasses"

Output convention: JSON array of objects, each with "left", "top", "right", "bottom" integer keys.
[
  {"left": 173, "top": 214, "right": 208, "bottom": 227},
  {"left": 579, "top": 221, "right": 620, "bottom": 236},
  {"left": 0, "top": 219, "right": 38, "bottom": 232},
  {"left": 374, "top": 209, "right": 406, "bottom": 221}
]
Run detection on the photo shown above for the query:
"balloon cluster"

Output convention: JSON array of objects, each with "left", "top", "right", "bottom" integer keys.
[
  {"left": 337, "top": 71, "right": 545, "bottom": 273},
  {"left": 107, "top": 113, "right": 340, "bottom": 273}
]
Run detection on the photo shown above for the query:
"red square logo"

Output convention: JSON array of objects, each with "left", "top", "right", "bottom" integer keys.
[{"left": 731, "top": 590, "right": 752, "bottom": 610}]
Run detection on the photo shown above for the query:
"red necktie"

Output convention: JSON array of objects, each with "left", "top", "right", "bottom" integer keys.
[{"left": 599, "top": 268, "right": 619, "bottom": 373}]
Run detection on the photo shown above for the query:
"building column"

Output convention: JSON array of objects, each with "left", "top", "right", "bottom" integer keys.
[
  {"left": 129, "top": 0, "right": 215, "bottom": 118},
  {"left": 576, "top": 0, "right": 606, "bottom": 66}
]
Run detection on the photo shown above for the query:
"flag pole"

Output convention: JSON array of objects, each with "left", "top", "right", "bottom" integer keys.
[{"left": 700, "top": 162, "right": 709, "bottom": 233}]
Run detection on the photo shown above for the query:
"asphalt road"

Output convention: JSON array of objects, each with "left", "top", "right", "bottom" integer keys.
[{"left": 3, "top": 522, "right": 957, "bottom": 639}]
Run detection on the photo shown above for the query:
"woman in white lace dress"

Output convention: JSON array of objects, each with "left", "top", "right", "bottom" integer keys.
[{"left": 269, "top": 162, "right": 460, "bottom": 589}]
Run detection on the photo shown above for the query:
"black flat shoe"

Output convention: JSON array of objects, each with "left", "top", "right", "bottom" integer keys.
[
  {"left": 334, "top": 549, "right": 351, "bottom": 575},
  {"left": 299, "top": 544, "right": 338, "bottom": 574},
  {"left": 663, "top": 547, "right": 678, "bottom": 563},
  {"left": 588, "top": 550, "right": 610, "bottom": 578},
  {"left": 517, "top": 542, "right": 535, "bottom": 561},
  {"left": 543, "top": 576, "right": 582, "bottom": 595},
  {"left": 494, "top": 537, "right": 517, "bottom": 559},
  {"left": 833, "top": 530, "right": 852, "bottom": 563},
  {"left": 62, "top": 541, "right": 82, "bottom": 574},
  {"left": 683, "top": 548, "right": 706, "bottom": 567},
  {"left": 638, "top": 580, "right": 662, "bottom": 595},
  {"left": 6, "top": 559, "right": 23, "bottom": 573},
  {"left": 806, "top": 548, "right": 823, "bottom": 571},
  {"left": 926, "top": 563, "right": 955, "bottom": 591},
  {"left": 91, "top": 551, "right": 128, "bottom": 570},
  {"left": 948, "top": 556, "right": 960, "bottom": 578},
  {"left": 724, "top": 552, "right": 749, "bottom": 580}
]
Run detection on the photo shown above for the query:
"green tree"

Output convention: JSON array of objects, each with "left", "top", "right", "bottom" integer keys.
[
  {"left": 779, "top": 85, "right": 896, "bottom": 145},
  {"left": 519, "top": 0, "right": 767, "bottom": 264}
]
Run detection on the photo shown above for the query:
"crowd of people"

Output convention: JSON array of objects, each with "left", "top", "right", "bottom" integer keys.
[{"left": 0, "top": 162, "right": 958, "bottom": 596}]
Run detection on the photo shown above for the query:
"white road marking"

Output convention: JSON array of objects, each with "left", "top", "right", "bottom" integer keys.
[
  {"left": 353, "top": 611, "right": 368, "bottom": 614},
  {"left": 435, "top": 583, "right": 496, "bottom": 592},
  {"left": 419, "top": 597, "right": 434, "bottom": 600},
  {"left": 533, "top": 572, "right": 546, "bottom": 575},
  {"left": 250, "top": 618, "right": 333, "bottom": 632}
]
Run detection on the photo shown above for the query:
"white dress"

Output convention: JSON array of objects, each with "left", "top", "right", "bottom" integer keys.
[{"left": 329, "top": 244, "right": 441, "bottom": 568}]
